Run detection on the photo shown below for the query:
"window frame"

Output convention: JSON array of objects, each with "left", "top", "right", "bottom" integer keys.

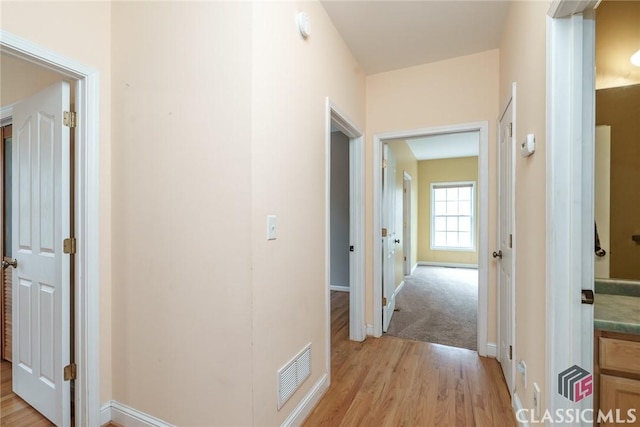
[{"left": 430, "top": 181, "right": 476, "bottom": 252}]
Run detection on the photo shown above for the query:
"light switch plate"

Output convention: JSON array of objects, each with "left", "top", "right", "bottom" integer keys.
[{"left": 267, "top": 215, "right": 277, "bottom": 240}]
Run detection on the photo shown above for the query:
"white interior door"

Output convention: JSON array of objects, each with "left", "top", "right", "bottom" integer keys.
[
  {"left": 497, "top": 100, "right": 515, "bottom": 393},
  {"left": 382, "top": 144, "right": 397, "bottom": 332},
  {"left": 403, "top": 173, "right": 412, "bottom": 276},
  {"left": 12, "top": 81, "right": 71, "bottom": 426},
  {"left": 594, "top": 125, "right": 611, "bottom": 279}
]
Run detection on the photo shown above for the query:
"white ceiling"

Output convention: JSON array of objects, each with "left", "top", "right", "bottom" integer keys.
[
  {"left": 395, "top": 131, "right": 479, "bottom": 160},
  {"left": 321, "top": 1, "right": 510, "bottom": 75}
]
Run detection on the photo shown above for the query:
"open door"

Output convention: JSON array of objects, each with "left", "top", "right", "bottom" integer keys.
[
  {"left": 497, "top": 97, "right": 515, "bottom": 393},
  {"left": 9, "top": 81, "right": 71, "bottom": 426},
  {"left": 382, "top": 144, "right": 397, "bottom": 332}
]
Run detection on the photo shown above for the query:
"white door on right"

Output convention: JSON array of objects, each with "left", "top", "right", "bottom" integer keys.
[{"left": 497, "top": 99, "right": 514, "bottom": 394}]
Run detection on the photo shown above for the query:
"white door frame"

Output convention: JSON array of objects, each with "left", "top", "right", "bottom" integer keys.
[
  {"left": 402, "top": 172, "right": 412, "bottom": 276},
  {"left": 325, "top": 99, "right": 366, "bottom": 363},
  {"left": 546, "top": 1, "right": 596, "bottom": 419},
  {"left": 372, "top": 121, "right": 490, "bottom": 357},
  {"left": 0, "top": 30, "right": 101, "bottom": 426},
  {"left": 497, "top": 85, "right": 517, "bottom": 395}
]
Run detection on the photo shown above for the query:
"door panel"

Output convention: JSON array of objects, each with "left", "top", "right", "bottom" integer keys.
[
  {"left": 12, "top": 81, "right": 71, "bottom": 426},
  {"left": 498, "top": 101, "right": 514, "bottom": 392},
  {"left": 382, "top": 144, "right": 397, "bottom": 332}
]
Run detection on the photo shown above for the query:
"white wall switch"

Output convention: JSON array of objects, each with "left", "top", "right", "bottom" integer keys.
[{"left": 267, "top": 215, "right": 277, "bottom": 240}]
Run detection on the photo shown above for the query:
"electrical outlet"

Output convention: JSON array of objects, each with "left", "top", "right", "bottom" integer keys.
[{"left": 533, "top": 383, "right": 541, "bottom": 419}]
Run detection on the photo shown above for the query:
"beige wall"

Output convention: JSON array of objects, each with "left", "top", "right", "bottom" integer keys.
[
  {"left": 388, "top": 140, "right": 418, "bottom": 289},
  {"left": 366, "top": 49, "right": 499, "bottom": 341},
  {"left": 417, "top": 157, "right": 479, "bottom": 265},
  {"left": 0, "top": 1, "right": 113, "bottom": 402},
  {"left": 250, "top": 2, "right": 365, "bottom": 424},
  {"left": 111, "top": 2, "right": 254, "bottom": 424},
  {"left": 499, "top": 0, "right": 548, "bottom": 415}
]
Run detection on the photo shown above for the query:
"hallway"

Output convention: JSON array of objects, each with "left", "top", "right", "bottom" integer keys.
[{"left": 303, "top": 291, "right": 516, "bottom": 426}]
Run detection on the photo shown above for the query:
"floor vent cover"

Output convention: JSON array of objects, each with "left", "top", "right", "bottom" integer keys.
[{"left": 277, "top": 343, "right": 312, "bottom": 410}]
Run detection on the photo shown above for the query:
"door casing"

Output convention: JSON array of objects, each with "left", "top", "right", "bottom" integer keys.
[
  {"left": 546, "top": 1, "right": 596, "bottom": 419},
  {"left": 372, "top": 121, "right": 490, "bottom": 357},
  {"left": 0, "top": 30, "right": 101, "bottom": 426}
]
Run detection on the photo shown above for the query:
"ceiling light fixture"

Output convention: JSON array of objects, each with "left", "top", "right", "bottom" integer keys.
[{"left": 631, "top": 49, "right": 640, "bottom": 67}]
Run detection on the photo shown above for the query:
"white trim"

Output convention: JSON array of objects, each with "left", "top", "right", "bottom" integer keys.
[
  {"left": 326, "top": 98, "right": 365, "bottom": 347},
  {"left": 417, "top": 261, "right": 478, "bottom": 269},
  {"left": 0, "top": 104, "right": 14, "bottom": 127},
  {"left": 393, "top": 280, "right": 405, "bottom": 297},
  {"left": 281, "top": 373, "right": 329, "bottom": 427},
  {"left": 373, "top": 121, "right": 489, "bottom": 357},
  {"left": 100, "top": 402, "right": 112, "bottom": 426},
  {"left": 101, "top": 401, "right": 175, "bottom": 427},
  {"left": 546, "top": 7, "right": 595, "bottom": 421},
  {"left": 366, "top": 324, "right": 374, "bottom": 336},
  {"left": 0, "top": 30, "right": 101, "bottom": 427},
  {"left": 512, "top": 392, "right": 529, "bottom": 427},
  {"left": 548, "top": 0, "right": 599, "bottom": 18},
  {"left": 411, "top": 263, "right": 418, "bottom": 275},
  {"left": 330, "top": 285, "right": 350, "bottom": 293},
  {"left": 486, "top": 342, "right": 497, "bottom": 358}
]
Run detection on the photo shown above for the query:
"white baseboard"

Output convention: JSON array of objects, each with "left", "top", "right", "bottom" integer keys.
[
  {"left": 330, "top": 285, "right": 350, "bottom": 292},
  {"left": 417, "top": 261, "right": 478, "bottom": 269},
  {"left": 100, "top": 402, "right": 111, "bottom": 426},
  {"left": 393, "top": 280, "right": 405, "bottom": 297},
  {"left": 366, "top": 324, "right": 374, "bottom": 336},
  {"left": 101, "top": 400, "right": 175, "bottom": 427},
  {"left": 486, "top": 342, "right": 497, "bottom": 358},
  {"left": 512, "top": 392, "right": 529, "bottom": 427},
  {"left": 281, "top": 372, "right": 329, "bottom": 427}
]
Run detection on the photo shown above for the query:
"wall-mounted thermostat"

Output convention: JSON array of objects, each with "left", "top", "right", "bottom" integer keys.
[{"left": 521, "top": 133, "right": 535, "bottom": 157}]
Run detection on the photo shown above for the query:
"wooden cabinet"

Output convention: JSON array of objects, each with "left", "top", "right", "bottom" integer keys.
[{"left": 595, "top": 331, "right": 640, "bottom": 426}]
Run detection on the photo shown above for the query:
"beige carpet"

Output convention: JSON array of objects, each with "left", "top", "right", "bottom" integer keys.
[{"left": 386, "top": 266, "right": 478, "bottom": 351}]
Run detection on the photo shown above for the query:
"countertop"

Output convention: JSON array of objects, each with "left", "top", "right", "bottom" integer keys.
[{"left": 594, "top": 279, "right": 640, "bottom": 335}]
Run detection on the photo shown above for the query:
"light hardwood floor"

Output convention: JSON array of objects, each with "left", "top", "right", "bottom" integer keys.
[
  {"left": 1, "top": 360, "right": 54, "bottom": 426},
  {"left": 303, "top": 291, "right": 517, "bottom": 426}
]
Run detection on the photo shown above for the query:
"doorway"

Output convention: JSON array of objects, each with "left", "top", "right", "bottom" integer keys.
[
  {"left": 325, "top": 99, "right": 365, "bottom": 381},
  {"left": 372, "top": 121, "right": 490, "bottom": 356},
  {"left": 1, "top": 30, "right": 101, "bottom": 426}
]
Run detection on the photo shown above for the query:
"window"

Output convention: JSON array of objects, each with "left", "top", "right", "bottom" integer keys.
[{"left": 431, "top": 182, "right": 475, "bottom": 251}]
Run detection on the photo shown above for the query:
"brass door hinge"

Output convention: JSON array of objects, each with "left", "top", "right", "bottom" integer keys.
[
  {"left": 63, "top": 238, "right": 77, "bottom": 254},
  {"left": 63, "top": 111, "right": 77, "bottom": 128},
  {"left": 382, "top": 228, "right": 388, "bottom": 237},
  {"left": 383, "top": 297, "right": 387, "bottom": 306},
  {"left": 509, "top": 345, "right": 513, "bottom": 360},
  {"left": 382, "top": 159, "right": 388, "bottom": 169},
  {"left": 64, "top": 363, "right": 77, "bottom": 381}
]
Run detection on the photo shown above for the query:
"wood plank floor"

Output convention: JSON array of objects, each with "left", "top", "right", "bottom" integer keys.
[
  {"left": 1, "top": 360, "right": 54, "bottom": 427},
  {"left": 303, "top": 291, "right": 517, "bottom": 426}
]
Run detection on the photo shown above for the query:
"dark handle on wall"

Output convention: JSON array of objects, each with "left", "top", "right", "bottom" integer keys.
[
  {"left": 632, "top": 235, "right": 640, "bottom": 243},
  {"left": 492, "top": 250, "right": 502, "bottom": 259},
  {"left": 394, "top": 239, "right": 400, "bottom": 244}
]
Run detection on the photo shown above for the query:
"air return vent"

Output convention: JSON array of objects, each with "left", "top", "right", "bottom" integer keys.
[{"left": 277, "top": 343, "right": 312, "bottom": 410}]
